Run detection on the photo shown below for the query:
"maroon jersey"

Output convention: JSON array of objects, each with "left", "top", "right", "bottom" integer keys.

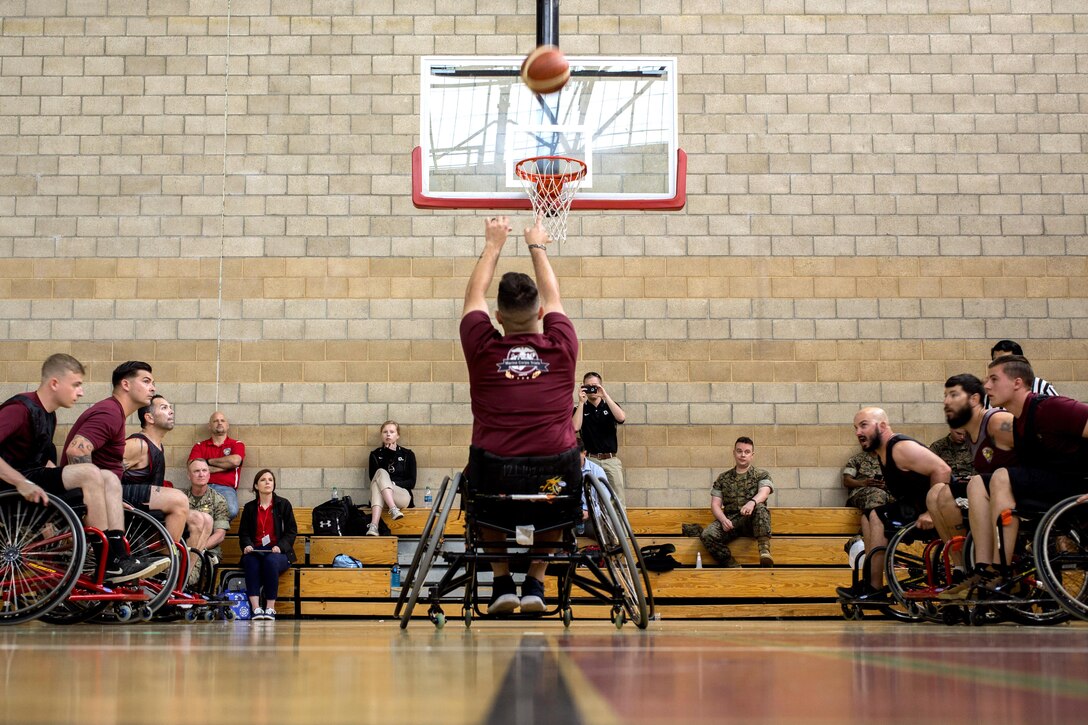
[
  {"left": 460, "top": 310, "right": 578, "bottom": 457},
  {"left": 0, "top": 392, "right": 57, "bottom": 473},
  {"left": 1014, "top": 394, "right": 1088, "bottom": 472},
  {"left": 61, "top": 396, "right": 127, "bottom": 477},
  {"left": 970, "top": 408, "right": 1018, "bottom": 475}
]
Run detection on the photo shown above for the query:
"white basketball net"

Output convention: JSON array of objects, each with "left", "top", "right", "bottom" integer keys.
[{"left": 515, "top": 156, "right": 587, "bottom": 244}]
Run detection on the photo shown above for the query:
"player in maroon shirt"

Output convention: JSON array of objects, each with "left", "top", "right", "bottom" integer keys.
[
  {"left": 63, "top": 361, "right": 190, "bottom": 543},
  {"left": 460, "top": 216, "right": 580, "bottom": 615},
  {"left": 948, "top": 355, "right": 1088, "bottom": 596}
]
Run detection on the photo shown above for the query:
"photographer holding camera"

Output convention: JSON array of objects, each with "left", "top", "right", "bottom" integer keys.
[{"left": 573, "top": 372, "right": 626, "bottom": 501}]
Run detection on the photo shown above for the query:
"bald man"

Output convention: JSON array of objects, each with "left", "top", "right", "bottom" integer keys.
[
  {"left": 188, "top": 411, "right": 245, "bottom": 519},
  {"left": 838, "top": 407, "right": 952, "bottom": 599}
]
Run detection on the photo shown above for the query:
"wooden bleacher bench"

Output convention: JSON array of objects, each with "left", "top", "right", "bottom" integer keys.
[{"left": 218, "top": 506, "right": 862, "bottom": 620}]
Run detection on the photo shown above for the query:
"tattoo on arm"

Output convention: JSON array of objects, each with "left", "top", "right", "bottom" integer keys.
[
  {"left": 67, "top": 435, "right": 95, "bottom": 465},
  {"left": 999, "top": 420, "right": 1012, "bottom": 432}
]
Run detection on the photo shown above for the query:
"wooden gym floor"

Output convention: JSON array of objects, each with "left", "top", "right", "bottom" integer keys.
[{"left": 2, "top": 619, "right": 1086, "bottom": 725}]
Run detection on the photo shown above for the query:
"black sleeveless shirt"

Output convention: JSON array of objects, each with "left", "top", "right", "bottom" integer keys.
[
  {"left": 880, "top": 434, "right": 932, "bottom": 508},
  {"left": 0, "top": 393, "right": 57, "bottom": 473},
  {"left": 121, "top": 432, "right": 165, "bottom": 487}
]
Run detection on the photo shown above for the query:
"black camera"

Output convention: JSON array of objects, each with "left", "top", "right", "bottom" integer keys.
[{"left": 582, "top": 385, "right": 598, "bottom": 394}]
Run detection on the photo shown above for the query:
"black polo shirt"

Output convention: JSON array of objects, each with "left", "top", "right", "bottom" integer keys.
[{"left": 577, "top": 399, "right": 621, "bottom": 455}]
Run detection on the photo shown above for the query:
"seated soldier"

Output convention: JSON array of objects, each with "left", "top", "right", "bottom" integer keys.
[
  {"left": 841, "top": 446, "right": 891, "bottom": 546},
  {"left": 0, "top": 354, "right": 168, "bottom": 582},
  {"left": 460, "top": 216, "right": 579, "bottom": 615},
  {"left": 185, "top": 458, "right": 229, "bottom": 562},
  {"left": 942, "top": 356, "right": 1087, "bottom": 598},
  {"left": 837, "top": 408, "right": 951, "bottom": 600},
  {"left": 699, "top": 437, "right": 773, "bottom": 568},
  {"left": 928, "top": 428, "right": 974, "bottom": 483}
]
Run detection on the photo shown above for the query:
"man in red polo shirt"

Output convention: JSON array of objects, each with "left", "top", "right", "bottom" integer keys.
[
  {"left": 460, "top": 216, "right": 579, "bottom": 615},
  {"left": 189, "top": 411, "right": 245, "bottom": 520}
]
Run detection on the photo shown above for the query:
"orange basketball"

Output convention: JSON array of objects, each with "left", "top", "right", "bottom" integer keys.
[{"left": 520, "top": 45, "right": 570, "bottom": 95}]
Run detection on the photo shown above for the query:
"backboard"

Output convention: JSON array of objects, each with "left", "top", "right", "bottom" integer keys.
[{"left": 413, "top": 56, "right": 685, "bottom": 211}]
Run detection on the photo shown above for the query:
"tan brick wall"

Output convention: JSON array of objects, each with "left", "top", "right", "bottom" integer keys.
[{"left": 2, "top": 3, "right": 1086, "bottom": 509}]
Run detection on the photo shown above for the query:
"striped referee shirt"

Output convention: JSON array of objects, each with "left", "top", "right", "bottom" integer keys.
[{"left": 983, "top": 377, "right": 1057, "bottom": 409}]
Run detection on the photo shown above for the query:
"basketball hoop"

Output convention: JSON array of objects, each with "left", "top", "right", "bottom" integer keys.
[{"left": 514, "top": 155, "right": 587, "bottom": 244}]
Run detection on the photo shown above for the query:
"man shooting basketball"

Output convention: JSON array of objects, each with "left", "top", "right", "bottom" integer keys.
[{"left": 460, "top": 215, "right": 580, "bottom": 615}]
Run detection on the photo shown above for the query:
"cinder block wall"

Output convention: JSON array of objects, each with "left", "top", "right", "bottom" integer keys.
[{"left": 1, "top": 2, "right": 1085, "bottom": 508}]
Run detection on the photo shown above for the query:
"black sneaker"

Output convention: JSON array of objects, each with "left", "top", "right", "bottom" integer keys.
[
  {"left": 487, "top": 574, "right": 519, "bottom": 615},
  {"left": 520, "top": 576, "right": 546, "bottom": 614},
  {"left": 105, "top": 555, "right": 171, "bottom": 584}
]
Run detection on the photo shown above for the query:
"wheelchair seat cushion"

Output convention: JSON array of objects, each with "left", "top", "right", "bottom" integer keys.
[{"left": 465, "top": 446, "right": 582, "bottom": 531}]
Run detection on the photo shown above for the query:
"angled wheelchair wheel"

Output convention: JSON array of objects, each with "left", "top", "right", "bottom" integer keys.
[
  {"left": 883, "top": 523, "right": 935, "bottom": 622},
  {"left": 395, "top": 475, "right": 451, "bottom": 619},
  {"left": 40, "top": 532, "right": 110, "bottom": 625},
  {"left": 94, "top": 507, "right": 180, "bottom": 622},
  {"left": 587, "top": 476, "right": 649, "bottom": 629},
  {"left": 0, "top": 491, "right": 86, "bottom": 624},
  {"left": 589, "top": 476, "right": 655, "bottom": 621},
  {"left": 1032, "top": 496, "right": 1088, "bottom": 622},
  {"left": 399, "top": 473, "right": 459, "bottom": 629}
]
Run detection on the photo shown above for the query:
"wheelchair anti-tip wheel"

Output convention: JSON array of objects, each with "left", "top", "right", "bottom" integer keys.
[
  {"left": 93, "top": 507, "right": 180, "bottom": 623},
  {"left": 0, "top": 491, "right": 86, "bottom": 625}
]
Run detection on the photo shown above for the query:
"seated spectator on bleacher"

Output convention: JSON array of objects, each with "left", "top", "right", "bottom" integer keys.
[
  {"left": 928, "top": 429, "right": 974, "bottom": 482},
  {"left": 366, "top": 420, "right": 416, "bottom": 536},
  {"left": 185, "top": 458, "right": 229, "bottom": 561},
  {"left": 239, "top": 469, "right": 297, "bottom": 621},
  {"left": 700, "top": 436, "right": 774, "bottom": 568},
  {"left": 188, "top": 411, "right": 245, "bottom": 520},
  {"left": 841, "top": 447, "right": 892, "bottom": 549},
  {"left": 577, "top": 441, "right": 607, "bottom": 531},
  {"left": 982, "top": 339, "right": 1057, "bottom": 408}
]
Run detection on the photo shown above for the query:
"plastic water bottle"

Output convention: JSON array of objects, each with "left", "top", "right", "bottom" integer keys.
[
  {"left": 390, "top": 564, "right": 401, "bottom": 588},
  {"left": 696, "top": 552, "right": 703, "bottom": 569},
  {"left": 332, "top": 486, "right": 339, "bottom": 501},
  {"left": 424, "top": 487, "right": 432, "bottom": 506}
]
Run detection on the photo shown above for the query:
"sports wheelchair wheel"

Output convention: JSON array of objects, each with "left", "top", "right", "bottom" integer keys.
[
  {"left": 94, "top": 507, "right": 180, "bottom": 622},
  {"left": 399, "top": 474, "right": 459, "bottom": 629},
  {"left": 587, "top": 475, "right": 649, "bottom": 629},
  {"left": 883, "top": 523, "right": 938, "bottom": 622},
  {"left": 0, "top": 491, "right": 86, "bottom": 624},
  {"left": 1033, "top": 496, "right": 1088, "bottom": 622}
]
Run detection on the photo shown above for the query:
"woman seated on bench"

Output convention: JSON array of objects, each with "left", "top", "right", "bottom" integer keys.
[
  {"left": 366, "top": 420, "right": 416, "bottom": 536},
  {"left": 239, "top": 469, "right": 297, "bottom": 621}
]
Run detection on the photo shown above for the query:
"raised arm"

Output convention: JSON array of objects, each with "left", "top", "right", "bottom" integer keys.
[
  {"left": 525, "top": 217, "right": 564, "bottom": 316},
  {"left": 462, "top": 216, "right": 511, "bottom": 317}
]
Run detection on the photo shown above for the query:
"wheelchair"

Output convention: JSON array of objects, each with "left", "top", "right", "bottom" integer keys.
[
  {"left": 1033, "top": 495, "right": 1088, "bottom": 622},
  {"left": 884, "top": 502, "right": 1070, "bottom": 626},
  {"left": 396, "top": 449, "right": 652, "bottom": 630},
  {"left": 0, "top": 490, "right": 85, "bottom": 624}
]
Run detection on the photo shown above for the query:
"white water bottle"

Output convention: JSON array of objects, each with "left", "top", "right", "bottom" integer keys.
[
  {"left": 696, "top": 552, "right": 703, "bottom": 569},
  {"left": 424, "top": 487, "right": 432, "bottom": 506},
  {"left": 332, "top": 486, "right": 339, "bottom": 501}
]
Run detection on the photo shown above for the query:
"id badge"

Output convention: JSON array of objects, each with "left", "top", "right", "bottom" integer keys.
[{"left": 261, "top": 535, "right": 271, "bottom": 546}]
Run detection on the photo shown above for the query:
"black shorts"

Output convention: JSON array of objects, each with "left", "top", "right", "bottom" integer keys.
[
  {"left": 121, "top": 483, "right": 153, "bottom": 510},
  {"left": 1005, "top": 467, "right": 1088, "bottom": 510},
  {"left": 11, "top": 467, "right": 68, "bottom": 497}
]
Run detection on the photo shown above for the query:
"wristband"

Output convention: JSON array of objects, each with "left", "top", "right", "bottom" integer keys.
[{"left": 527, "top": 243, "right": 547, "bottom": 251}]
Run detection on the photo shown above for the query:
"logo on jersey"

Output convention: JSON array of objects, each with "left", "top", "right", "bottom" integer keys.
[
  {"left": 540, "top": 476, "right": 566, "bottom": 495},
  {"left": 982, "top": 446, "right": 994, "bottom": 463},
  {"left": 497, "top": 346, "right": 549, "bottom": 380}
]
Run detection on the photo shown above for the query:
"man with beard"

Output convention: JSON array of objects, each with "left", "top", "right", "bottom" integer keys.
[
  {"left": 836, "top": 407, "right": 951, "bottom": 599},
  {"left": 941, "top": 356, "right": 1088, "bottom": 598},
  {"left": 923, "top": 374, "right": 1017, "bottom": 587}
]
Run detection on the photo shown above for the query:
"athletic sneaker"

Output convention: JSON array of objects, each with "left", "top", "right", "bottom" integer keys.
[
  {"left": 366, "top": 523, "right": 380, "bottom": 536},
  {"left": 520, "top": 576, "right": 547, "bottom": 614},
  {"left": 105, "top": 555, "right": 171, "bottom": 584},
  {"left": 265, "top": 608, "right": 277, "bottom": 620},
  {"left": 252, "top": 607, "right": 269, "bottom": 620},
  {"left": 487, "top": 574, "right": 519, "bottom": 615},
  {"left": 389, "top": 506, "right": 405, "bottom": 521}
]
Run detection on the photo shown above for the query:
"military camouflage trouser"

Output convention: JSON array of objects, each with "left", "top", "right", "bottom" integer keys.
[
  {"left": 845, "top": 486, "right": 893, "bottom": 514},
  {"left": 699, "top": 504, "right": 772, "bottom": 564}
]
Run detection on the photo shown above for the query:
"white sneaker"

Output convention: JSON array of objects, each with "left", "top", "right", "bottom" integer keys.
[
  {"left": 252, "top": 607, "right": 268, "bottom": 620},
  {"left": 265, "top": 608, "right": 277, "bottom": 621},
  {"left": 366, "top": 523, "right": 380, "bottom": 536},
  {"left": 389, "top": 507, "right": 404, "bottom": 521}
]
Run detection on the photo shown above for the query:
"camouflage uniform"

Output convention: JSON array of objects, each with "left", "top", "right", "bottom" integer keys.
[
  {"left": 929, "top": 433, "right": 974, "bottom": 481},
  {"left": 842, "top": 450, "right": 894, "bottom": 512},
  {"left": 699, "top": 466, "right": 773, "bottom": 565},
  {"left": 188, "top": 487, "right": 231, "bottom": 559}
]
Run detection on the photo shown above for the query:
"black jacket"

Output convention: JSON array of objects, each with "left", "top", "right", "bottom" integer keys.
[
  {"left": 368, "top": 445, "right": 417, "bottom": 490},
  {"left": 239, "top": 494, "right": 298, "bottom": 563}
]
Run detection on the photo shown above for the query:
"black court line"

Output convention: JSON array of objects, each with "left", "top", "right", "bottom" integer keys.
[{"left": 484, "top": 635, "right": 583, "bottom": 725}]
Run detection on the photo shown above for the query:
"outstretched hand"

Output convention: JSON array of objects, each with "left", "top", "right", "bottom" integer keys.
[
  {"left": 485, "top": 216, "right": 511, "bottom": 246},
  {"left": 524, "top": 215, "right": 549, "bottom": 247}
]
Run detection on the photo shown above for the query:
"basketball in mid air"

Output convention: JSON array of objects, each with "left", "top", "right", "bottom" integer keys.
[{"left": 520, "top": 45, "right": 570, "bottom": 95}]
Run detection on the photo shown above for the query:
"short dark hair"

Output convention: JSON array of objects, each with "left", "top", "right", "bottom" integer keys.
[
  {"left": 41, "top": 353, "right": 84, "bottom": 380},
  {"left": 112, "top": 360, "right": 152, "bottom": 388},
  {"left": 137, "top": 394, "right": 165, "bottom": 429},
  {"left": 496, "top": 271, "right": 539, "bottom": 320},
  {"left": 735, "top": 436, "right": 754, "bottom": 448},
  {"left": 251, "top": 468, "right": 276, "bottom": 493},
  {"left": 990, "top": 339, "right": 1024, "bottom": 358},
  {"left": 583, "top": 371, "right": 602, "bottom": 383},
  {"left": 944, "top": 373, "right": 985, "bottom": 402},
  {"left": 987, "top": 354, "right": 1035, "bottom": 388}
]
